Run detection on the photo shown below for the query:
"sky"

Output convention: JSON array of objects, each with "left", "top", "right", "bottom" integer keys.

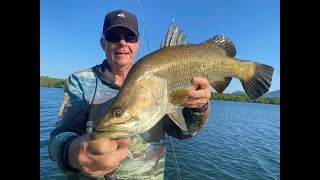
[{"left": 40, "top": 0, "right": 280, "bottom": 93}]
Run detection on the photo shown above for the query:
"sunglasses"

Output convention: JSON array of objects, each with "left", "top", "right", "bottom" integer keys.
[{"left": 105, "top": 33, "right": 139, "bottom": 43}]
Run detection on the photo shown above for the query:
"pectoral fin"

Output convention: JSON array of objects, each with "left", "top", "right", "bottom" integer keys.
[
  {"left": 167, "top": 106, "right": 188, "bottom": 131},
  {"left": 169, "top": 90, "right": 190, "bottom": 105}
]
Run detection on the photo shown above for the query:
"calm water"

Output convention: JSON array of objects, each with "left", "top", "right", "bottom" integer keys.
[{"left": 40, "top": 87, "right": 280, "bottom": 180}]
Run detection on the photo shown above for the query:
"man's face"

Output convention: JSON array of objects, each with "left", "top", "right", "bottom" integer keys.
[{"left": 103, "top": 27, "right": 140, "bottom": 68}]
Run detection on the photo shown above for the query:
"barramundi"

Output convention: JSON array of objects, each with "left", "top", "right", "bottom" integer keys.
[{"left": 91, "top": 26, "right": 274, "bottom": 139}]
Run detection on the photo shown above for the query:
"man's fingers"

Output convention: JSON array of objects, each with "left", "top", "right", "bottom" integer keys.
[
  {"left": 188, "top": 77, "right": 211, "bottom": 98},
  {"left": 183, "top": 77, "right": 211, "bottom": 109},
  {"left": 114, "top": 137, "right": 131, "bottom": 147},
  {"left": 184, "top": 97, "right": 206, "bottom": 104},
  {"left": 87, "top": 146, "right": 128, "bottom": 172},
  {"left": 192, "top": 77, "right": 210, "bottom": 89},
  {"left": 189, "top": 89, "right": 211, "bottom": 99},
  {"left": 183, "top": 98, "right": 207, "bottom": 108},
  {"left": 108, "top": 146, "right": 129, "bottom": 163},
  {"left": 89, "top": 138, "right": 118, "bottom": 155},
  {"left": 92, "top": 146, "right": 128, "bottom": 168}
]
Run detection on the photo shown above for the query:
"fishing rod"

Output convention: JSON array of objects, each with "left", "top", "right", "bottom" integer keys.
[{"left": 136, "top": 1, "right": 182, "bottom": 180}]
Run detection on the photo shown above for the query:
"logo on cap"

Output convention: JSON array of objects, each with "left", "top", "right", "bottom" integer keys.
[{"left": 117, "top": 13, "right": 125, "bottom": 18}]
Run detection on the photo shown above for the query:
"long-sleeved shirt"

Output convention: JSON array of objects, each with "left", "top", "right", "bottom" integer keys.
[{"left": 48, "top": 59, "right": 210, "bottom": 180}]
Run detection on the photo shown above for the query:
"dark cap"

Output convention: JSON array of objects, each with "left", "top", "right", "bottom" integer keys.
[{"left": 103, "top": 9, "right": 139, "bottom": 36}]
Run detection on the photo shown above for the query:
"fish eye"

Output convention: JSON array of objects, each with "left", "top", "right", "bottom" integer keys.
[{"left": 112, "top": 109, "right": 123, "bottom": 118}]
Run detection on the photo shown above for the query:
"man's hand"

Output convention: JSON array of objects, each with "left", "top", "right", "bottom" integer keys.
[
  {"left": 68, "top": 134, "right": 130, "bottom": 177},
  {"left": 182, "top": 76, "right": 211, "bottom": 109}
]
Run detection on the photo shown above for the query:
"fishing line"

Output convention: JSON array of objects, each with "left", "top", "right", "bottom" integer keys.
[
  {"left": 168, "top": 134, "right": 182, "bottom": 180},
  {"left": 136, "top": 1, "right": 182, "bottom": 179},
  {"left": 137, "top": 0, "right": 151, "bottom": 53}
]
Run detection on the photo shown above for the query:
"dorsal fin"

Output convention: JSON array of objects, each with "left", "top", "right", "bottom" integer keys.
[
  {"left": 201, "top": 35, "right": 237, "bottom": 57},
  {"left": 163, "top": 21, "right": 175, "bottom": 47},
  {"left": 160, "top": 40, "right": 163, "bottom": 48},
  {"left": 161, "top": 21, "right": 189, "bottom": 48}
]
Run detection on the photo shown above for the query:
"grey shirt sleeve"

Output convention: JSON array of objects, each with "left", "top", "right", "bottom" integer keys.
[{"left": 48, "top": 74, "right": 89, "bottom": 174}]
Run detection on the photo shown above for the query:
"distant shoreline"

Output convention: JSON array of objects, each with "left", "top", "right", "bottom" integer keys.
[
  {"left": 40, "top": 85, "right": 279, "bottom": 105},
  {"left": 40, "top": 75, "right": 279, "bottom": 105}
]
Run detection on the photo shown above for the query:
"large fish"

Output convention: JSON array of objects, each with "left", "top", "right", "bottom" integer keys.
[{"left": 91, "top": 23, "right": 274, "bottom": 139}]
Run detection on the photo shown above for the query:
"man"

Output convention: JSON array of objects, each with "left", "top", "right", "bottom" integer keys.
[{"left": 49, "top": 9, "right": 211, "bottom": 179}]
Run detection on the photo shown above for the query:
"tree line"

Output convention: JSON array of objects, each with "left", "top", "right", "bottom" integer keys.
[
  {"left": 40, "top": 76, "right": 279, "bottom": 104},
  {"left": 210, "top": 92, "right": 280, "bottom": 105},
  {"left": 40, "top": 76, "right": 66, "bottom": 88}
]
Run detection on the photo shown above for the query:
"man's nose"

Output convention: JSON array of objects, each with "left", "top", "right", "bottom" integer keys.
[{"left": 117, "top": 38, "right": 127, "bottom": 47}]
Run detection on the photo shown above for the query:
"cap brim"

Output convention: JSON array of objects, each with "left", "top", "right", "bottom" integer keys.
[{"left": 104, "top": 24, "right": 139, "bottom": 36}]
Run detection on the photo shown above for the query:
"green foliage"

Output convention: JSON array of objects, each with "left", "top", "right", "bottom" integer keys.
[
  {"left": 40, "top": 76, "right": 66, "bottom": 88},
  {"left": 210, "top": 92, "right": 280, "bottom": 105}
]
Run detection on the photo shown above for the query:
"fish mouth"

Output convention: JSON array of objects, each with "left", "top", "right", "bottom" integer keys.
[
  {"left": 91, "top": 117, "right": 139, "bottom": 139},
  {"left": 92, "top": 118, "right": 137, "bottom": 132},
  {"left": 92, "top": 126, "right": 123, "bottom": 133},
  {"left": 91, "top": 124, "right": 133, "bottom": 139},
  {"left": 91, "top": 130, "right": 132, "bottom": 139}
]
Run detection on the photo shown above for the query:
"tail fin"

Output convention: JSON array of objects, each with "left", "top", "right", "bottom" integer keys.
[{"left": 241, "top": 63, "right": 274, "bottom": 100}]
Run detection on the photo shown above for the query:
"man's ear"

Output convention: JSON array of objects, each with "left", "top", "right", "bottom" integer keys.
[{"left": 100, "top": 37, "right": 106, "bottom": 51}]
